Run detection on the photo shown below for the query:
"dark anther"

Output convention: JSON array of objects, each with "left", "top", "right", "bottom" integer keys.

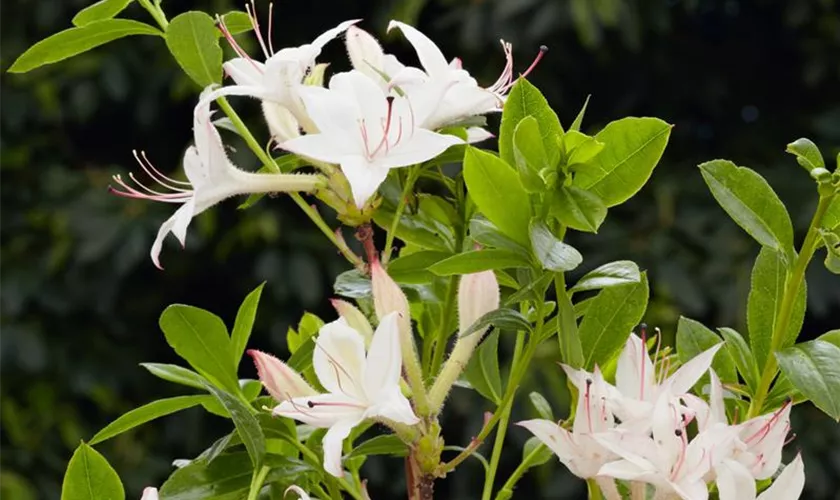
[
  {"left": 585, "top": 378, "right": 593, "bottom": 386},
  {"left": 307, "top": 400, "right": 315, "bottom": 408},
  {"left": 674, "top": 429, "right": 683, "bottom": 437},
  {"left": 386, "top": 96, "right": 395, "bottom": 104}
]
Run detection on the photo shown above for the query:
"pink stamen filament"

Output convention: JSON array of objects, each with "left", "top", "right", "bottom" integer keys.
[
  {"left": 134, "top": 151, "right": 190, "bottom": 191},
  {"left": 670, "top": 407, "right": 689, "bottom": 480},
  {"left": 109, "top": 151, "right": 194, "bottom": 202},
  {"left": 519, "top": 45, "right": 548, "bottom": 80},
  {"left": 246, "top": 0, "right": 270, "bottom": 60},
  {"left": 371, "top": 97, "right": 396, "bottom": 156},
  {"left": 216, "top": 15, "right": 264, "bottom": 76},
  {"left": 267, "top": 2, "right": 275, "bottom": 56},
  {"left": 744, "top": 400, "right": 791, "bottom": 445},
  {"left": 584, "top": 378, "right": 593, "bottom": 433}
]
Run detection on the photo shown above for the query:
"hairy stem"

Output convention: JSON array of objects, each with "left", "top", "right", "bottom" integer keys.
[{"left": 748, "top": 193, "right": 835, "bottom": 418}]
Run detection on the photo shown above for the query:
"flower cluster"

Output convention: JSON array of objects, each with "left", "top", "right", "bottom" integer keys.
[
  {"left": 112, "top": 6, "right": 543, "bottom": 267},
  {"left": 519, "top": 332, "right": 804, "bottom": 500}
]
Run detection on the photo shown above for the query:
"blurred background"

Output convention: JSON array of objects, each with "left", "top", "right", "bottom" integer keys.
[{"left": 2, "top": 0, "right": 839, "bottom": 498}]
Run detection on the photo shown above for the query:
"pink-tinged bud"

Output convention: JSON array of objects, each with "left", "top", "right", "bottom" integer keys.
[
  {"left": 457, "top": 270, "right": 500, "bottom": 337},
  {"left": 371, "top": 260, "right": 410, "bottom": 331},
  {"left": 248, "top": 350, "right": 317, "bottom": 402},
  {"left": 345, "top": 26, "right": 385, "bottom": 82},
  {"left": 141, "top": 488, "right": 159, "bottom": 500},
  {"left": 330, "top": 298, "right": 374, "bottom": 345}
]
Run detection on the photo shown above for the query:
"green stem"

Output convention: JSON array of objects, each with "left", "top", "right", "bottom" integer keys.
[
  {"left": 215, "top": 97, "right": 364, "bottom": 270},
  {"left": 383, "top": 166, "right": 420, "bottom": 265},
  {"left": 587, "top": 479, "right": 604, "bottom": 500},
  {"left": 247, "top": 465, "right": 270, "bottom": 500},
  {"left": 495, "top": 443, "right": 545, "bottom": 500},
  {"left": 429, "top": 276, "right": 459, "bottom": 379},
  {"left": 289, "top": 440, "right": 363, "bottom": 500},
  {"left": 747, "top": 192, "right": 836, "bottom": 418},
  {"left": 138, "top": 0, "right": 168, "bottom": 29}
]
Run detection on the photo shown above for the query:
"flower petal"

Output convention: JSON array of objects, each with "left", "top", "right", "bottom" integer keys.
[
  {"left": 141, "top": 487, "right": 159, "bottom": 500},
  {"left": 616, "top": 333, "right": 655, "bottom": 401},
  {"left": 466, "top": 127, "right": 495, "bottom": 144},
  {"left": 387, "top": 21, "right": 449, "bottom": 77},
  {"left": 366, "top": 386, "right": 419, "bottom": 425},
  {"left": 274, "top": 393, "right": 364, "bottom": 428},
  {"left": 284, "top": 485, "right": 311, "bottom": 500},
  {"left": 517, "top": 419, "right": 578, "bottom": 465},
  {"left": 311, "top": 19, "right": 360, "bottom": 52},
  {"left": 346, "top": 26, "right": 385, "bottom": 82},
  {"left": 223, "top": 58, "right": 265, "bottom": 86},
  {"left": 597, "top": 459, "right": 653, "bottom": 482},
  {"left": 372, "top": 128, "right": 462, "bottom": 170},
  {"left": 150, "top": 200, "right": 195, "bottom": 269},
  {"left": 667, "top": 343, "right": 723, "bottom": 396},
  {"left": 314, "top": 319, "right": 367, "bottom": 400},
  {"left": 339, "top": 155, "right": 392, "bottom": 208},
  {"left": 322, "top": 418, "right": 359, "bottom": 477},
  {"left": 757, "top": 454, "right": 805, "bottom": 500},
  {"left": 716, "top": 459, "right": 757, "bottom": 500},
  {"left": 363, "top": 312, "right": 402, "bottom": 398}
]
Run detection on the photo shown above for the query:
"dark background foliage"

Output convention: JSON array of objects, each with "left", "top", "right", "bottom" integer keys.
[{"left": 2, "top": 0, "right": 838, "bottom": 498}]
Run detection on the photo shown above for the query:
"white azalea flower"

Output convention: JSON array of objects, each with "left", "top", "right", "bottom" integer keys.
[
  {"left": 110, "top": 94, "right": 320, "bottom": 268},
  {"left": 715, "top": 454, "right": 804, "bottom": 500},
  {"left": 279, "top": 70, "right": 463, "bottom": 207},
  {"left": 273, "top": 312, "right": 419, "bottom": 477}
]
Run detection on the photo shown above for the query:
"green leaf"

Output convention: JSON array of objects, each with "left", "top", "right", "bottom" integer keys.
[
  {"left": 557, "top": 285, "right": 584, "bottom": 368},
  {"left": 287, "top": 338, "right": 315, "bottom": 374},
  {"left": 333, "top": 269, "right": 372, "bottom": 299},
  {"left": 459, "top": 308, "right": 533, "bottom": 338},
  {"left": 373, "top": 206, "right": 454, "bottom": 253},
  {"left": 747, "top": 247, "right": 807, "bottom": 370},
  {"left": 140, "top": 363, "right": 209, "bottom": 390},
  {"left": 569, "top": 95, "right": 591, "bottom": 132},
  {"left": 499, "top": 79, "right": 563, "bottom": 167},
  {"left": 529, "top": 220, "right": 583, "bottom": 272},
  {"left": 549, "top": 185, "right": 607, "bottom": 233},
  {"left": 89, "top": 396, "right": 210, "bottom": 445},
  {"left": 820, "top": 229, "right": 840, "bottom": 274},
  {"left": 512, "top": 116, "right": 549, "bottom": 192},
  {"left": 522, "top": 437, "right": 554, "bottom": 469},
  {"left": 822, "top": 197, "right": 840, "bottom": 231},
  {"left": 258, "top": 413, "right": 298, "bottom": 442},
  {"left": 776, "top": 340, "right": 840, "bottom": 421},
  {"left": 464, "top": 330, "right": 503, "bottom": 404},
  {"left": 699, "top": 160, "right": 794, "bottom": 256},
  {"left": 201, "top": 383, "right": 265, "bottom": 467},
  {"left": 785, "top": 138, "right": 824, "bottom": 172},
  {"left": 529, "top": 392, "right": 554, "bottom": 420},
  {"left": 579, "top": 273, "right": 649, "bottom": 369},
  {"left": 463, "top": 147, "right": 532, "bottom": 245},
  {"left": 230, "top": 283, "right": 265, "bottom": 365},
  {"left": 718, "top": 327, "right": 760, "bottom": 393},
  {"left": 570, "top": 261, "right": 641, "bottom": 292},
  {"left": 165, "top": 11, "right": 223, "bottom": 87},
  {"left": 573, "top": 117, "right": 671, "bottom": 207},
  {"left": 818, "top": 330, "right": 840, "bottom": 348},
  {"left": 468, "top": 217, "right": 530, "bottom": 257},
  {"left": 72, "top": 0, "right": 133, "bottom": 27},
  {"left": 346, "top": 435, "right": 409, "bottom": 459},
  {"left": 764, "top": 373, "right": 806, "bottom": 411},
  {"left": 159, "top": 305, "right": 239, "bottom": 394},
  {"left": 218, "top": 11, "right": 255, "bottom": 36},
  {"left": 387, "top": 250, "right": 452, "bottom": 284},
  {"left": 429, "top": 249, "right": 531, "bottom": 276},
  {"left": 61, "top": 443, "right": 124, "bottom": 500},
  {"left": 675, "top": 317, "right": 737, "bottom": 384},
  {"left": 8, "top": 19, "right": 160, "bottom": 73},
  {"left": 563, "top": 131, "right": 605, "bottom": 166}
]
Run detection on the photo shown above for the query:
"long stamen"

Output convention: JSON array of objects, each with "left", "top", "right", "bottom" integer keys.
[
  {"left": 359, "top": 119, "right": 371, "bottom": 159},
  {"left": 520, "top": 45, "right": 548, "bottom": 79},
  {"left": 371, "top": 96, "right": 395, "bottom": 157},
  {"left": 246, "top": 0, "right": 270, "bottom": 60},
  {"left": 267, "top": 3, "right": 275, "bottom": 56},
  {"left": 639, "top": 323, "right": 648, "bottom": 400},
  {"left": 133, "top": 151, "right": 190, "bottom": 192},
  {"left": 139, "top": 151, "right": 191, "bottom": 186},
  {"left": 584, "top": 378, "right": 593, "bottom": 433}
]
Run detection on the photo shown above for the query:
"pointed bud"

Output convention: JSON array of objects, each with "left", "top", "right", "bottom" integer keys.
[
  {"left": 248, "top": 350, "right": 317, "bottom": 402},
  {"left": 331, "top": 298, "right": 374, "bottom": 346},
  {"left": 261, "top": 102, "right": 300, "bottom": 142},
  {"left": 371, "top": 260, "right": 410, "bottom": 332},
  {"left": 141, "top": 488, "right": 159, "bottom": 500},
  {"left": 345, "top": 26, "right": 385, "bottom": 82},
  {"left": 457, "top": 270, "right": 500, "bottom": 337}
]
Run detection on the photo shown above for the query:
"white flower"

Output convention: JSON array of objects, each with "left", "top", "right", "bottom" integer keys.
[
  {"left": 279, "top": 70, "right": 463, "bottom": 207},
  {"left": 518, "top": 365, "right": 617, "bottom": 479},
  {"left": 273, "top": 312, "right": 419, "bottom": 477},
  {"left": 285, "top": 485, "right": 313, "bottom": 500},
  {"left": 248, "top": 349, "right": 317, "bottom": 402},
  {"left": 715, "top": 454, "right": 804, "bottom": 500},
  {"left": 110, "top": 94, "right": 320, "bottom": 268},
  {"left": 140, "top": 487, "right": 158, "bottom": 500},
  {"left": 212, "top": 9, "right": 358, "bottom": 134}
]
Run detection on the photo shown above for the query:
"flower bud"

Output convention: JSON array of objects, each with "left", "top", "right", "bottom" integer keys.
[
  {"left": 457, "top": 270, "right": 500, "bottom": 338},
  {"left": 261, "top": 102, "right": 300, "bottom": 143},
  {"left": 330, "top": 298, "right": 374, "bottom": 346},
  {"left": 345, "top": 26, "right": 385, "bottom": 82},
  {"left": 371, "top": 260, "right": 411, "bottom": 334},
  {"left": 141, "top": 488, "right": 159, "bottom": 500},
  {"left": 248, "top": 350, "right": 317, "bottom": 402}
]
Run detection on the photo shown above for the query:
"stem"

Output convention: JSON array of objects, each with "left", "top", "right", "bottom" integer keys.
[
  {"left": 138, "top": 0, "right": 168, "bottom": 30},
  {"left": 215, "top": 97, "right": 364, "bottom": 270},
  {"left": 289, "top": 440, "right": 364, "bottom": 500},
  {"left": 495, "top": 443, "right": 545, "bottom": 500},
  {"left": 383, "top": 166, "right": 420, "bottom": 265},
  {"left": 247, "top": 465, "right": 270, "bottom": 500},
  {"left": 587, "top": 479, "right": 604, "bottom": 500},
  {"left": 429, "top": 276, "right": 459, "bottom": 379},
  {"left": 747, "top": 193, "right": 835, "bottom": 418}
]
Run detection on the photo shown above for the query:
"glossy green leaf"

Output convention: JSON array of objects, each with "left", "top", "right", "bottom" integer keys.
[
  {"left": 718, "top": 327, "right": 760, "bottom": 393},
  {"left": 459, "top": 308, "right": 532, "bottom": 338},
  {"left": 818, "top": 330, "right": 840, "bottom": 348},
  {"left": 159, "top": 305, "right": 239, "bottom": 394},
  {"left": 529, "top": 220, "right": 583, "bottom": 272},
  {"left": 61, "top": 443, "right": 124, "bottom": 500},
  {"left": 573, "top": 117, "right": 671, "bottom": 207},
  {"left": 230, "top": 283, "right": 264, "bottom": 365},
  {"left": 563, "top": 131, "right": 605, "bottom": 166},
  {"left": 89, "top": 396, "right": 210, "bottom": 445},
  {"left": 387, "top": 250, "right": 452, "bottom": 284},
  {"left": 333, "top": 269, "right": 372, "bottom": 299},
  {"left": 764, "top": 373, "right": 806, "bottom": 411},
  {"left": 373, "top": 206, "right": 454, "bottom": 253},
  {"left": 513, "top": 116, "right": 549, "bottom": 192},
  {"left": 429, "top": 249, "right": 531, "bottom": 276},
  {"left": 549, "top": 185, "right": 607, "bottom": 233},
  {"left": 346, "top": 435, "right": 409, "bottom": 458},
  {"left": 9, "top": 19, "right": 160, "bottom": 73},
  {"left": 201, "top": 383, "right": 265, "bottom": 467},
  {"left": 468, "top": 217, "right": 530, "bottom": 257},
  {"left": 140, "top": 363, "right": 209, "bottom": 390},
  {"left": 463, "top": 147, "right": 532, "bottom": 245},
  {"left": 820, "top": 229, "right": 840, "bottom": 274},
  {"left": 570, "top": 261, "right": 641, "bottom": 292},
  {"left": 776, "top": 340, "right": 840, "bottom": 421},
  {"left": 165, "top": 11, "right": 223, "bottom": 87},
  {"left": 557, "top": 288, "right": 584, "bottom": 367},
  {"left": 218, "top": 11, "right": 254, "bottom": 36},
  {"left": 499, "top": 79, "right": 563, "bottom": 167},
  {"left": 579, "top": 273, "right": 649, "bottom": 369},
  {"left": 822, "top": 197, "right": 840, "bottom": 231},
  {"left": 569, "top": 95, "right": 591, "bottom": 132},
  {"left": 464, "top": 330, "right": 503, "bottom": 404},
  {"left": 529, "top": 392, "right": 554, "bottom": 420},
  {"left": 72, "top": 0, "right": 133, "bottom": 26},
  {"left": 699, "top": 160, "right": 794, "bottom": 256},
  {"left": 785, "top": 138, "right": 824, "bottom": 172},
  {"left": 257, "top": 413, "right": 298, "bottom": 442},
  {"left": 286, "top": 338, "right": 315, "bottom": 374},
  {"left": 747, "top": 247, "right": 807, "bottom": 370},
  {"left": 675, "top": 317, "right": 737, "bottom": 384}
]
